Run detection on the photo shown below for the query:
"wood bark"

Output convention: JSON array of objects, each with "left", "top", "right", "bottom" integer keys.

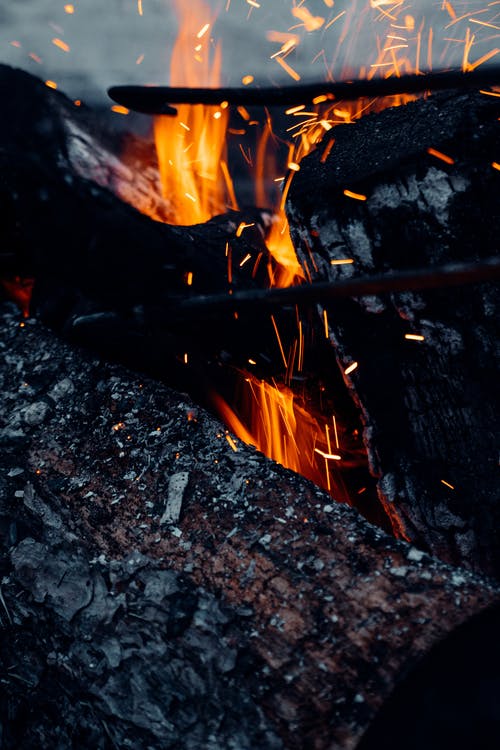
[
  {"left": 0, "top": 304, "right": 499, "bottom": 750},
  {"left": 287, "top": 89, "right": 500, "bottom": 578}
]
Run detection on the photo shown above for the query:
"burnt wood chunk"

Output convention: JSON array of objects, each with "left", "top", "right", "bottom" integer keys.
[
  {"left": 0, "top": 64, "right": 288, "bottom": 381},
  {"left": 0, "top": 305, "right": 499, "bottom": 749},
  {"left": 287, "top": 90, "right": 500, "bottom": 577}
]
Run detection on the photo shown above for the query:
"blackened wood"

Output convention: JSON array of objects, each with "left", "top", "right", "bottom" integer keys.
[
  {"left": 108, "top": 67, "right": 500, "bottom": 113},
  {"left": 0, "top": 64, "right": 290, "bottom": 382},
  {"left": 287, "top": 89, "right": 500, "bottom": 577},
  {"left": 0, "top": 305, "right": 498, "bottom": 750}
]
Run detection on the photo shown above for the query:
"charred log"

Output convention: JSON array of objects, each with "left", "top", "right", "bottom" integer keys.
[
  {"left": 287, "top": 89, "right": 500, "bottom": 577},
  {"left": 0, "top": 64, "right": 294, "bottom": 387},
  {"left": 0, "top": 304, "right": 499, "bottom": 750}
]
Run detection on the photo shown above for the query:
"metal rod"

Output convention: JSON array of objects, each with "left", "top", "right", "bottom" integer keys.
[
  {"left": 108, "top": 68, "right": 500, "bottom": 114},
  {"left": 174, "top": 258, "right": 500, "bottom": 318}
]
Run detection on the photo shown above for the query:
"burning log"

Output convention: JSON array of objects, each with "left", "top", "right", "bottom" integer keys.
[
  {"left": 287, "top": 89, "right": 500, "bottom": 578},
  {"left": 0, "top": 303, "right": 499, "bottom": 750},
  {"left": 0, "top": 64, "right": 293, "bottom": 386}
]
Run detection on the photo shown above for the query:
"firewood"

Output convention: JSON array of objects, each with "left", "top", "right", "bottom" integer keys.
[
  {"left": 0, "top": 304, "right": 498, "bottom": 750},
  {"left": 287, "top": 89, "right": 500, "bottom": 577}
]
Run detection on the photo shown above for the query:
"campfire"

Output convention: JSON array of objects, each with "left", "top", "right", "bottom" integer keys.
[{"left": 1, "top": 1, "right": 500, "bottom": 748}]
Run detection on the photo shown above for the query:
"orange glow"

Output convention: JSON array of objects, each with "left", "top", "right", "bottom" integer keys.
[
  {"left": 45, "top": 80, "right": 57, "bottom": 89},
  {"left": 111, "top": 105, "right": 130, "bottom": 115},
  {"left": 1, "top": 277, "right": 34, "bottom": 318}
]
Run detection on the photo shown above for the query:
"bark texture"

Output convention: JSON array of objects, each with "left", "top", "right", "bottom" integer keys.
[
  {"left": 1, "top": 305, "right": 498, "bottom": 750},
  {"left": 287, "top": 89, "right": 500, "bottom": 577}
]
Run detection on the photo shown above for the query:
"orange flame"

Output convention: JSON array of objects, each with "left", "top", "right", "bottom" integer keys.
[
  {"left": 153, "top": 0, "right": 233, "bottom": 225},
  {"left": 212, "top": 373, "right": 351, "bottom": 503}
]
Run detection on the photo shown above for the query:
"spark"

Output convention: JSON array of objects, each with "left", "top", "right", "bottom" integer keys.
[
  {"left": 492, "top": 162, "right": 500, "bottom": 171},
  {"left": 226, "top": 434, "right": 239, "bottom": 452},
  {"left": 332, "top": 415, "right": 340, "bottom": 449},
  {"left": 321, "top": 139, "right": 335, "bottom": 163},
  {"left": 242, "top": 75, "right": 254, "bottom": 85},
  {"left": 405, "top": 333, "right": 425, "bottom": 341},
  {"left": 236, "top": 222, "right": 255, "bottom": 237},
  {"left": 427, "top": 147, "right": 455, "bottom": 165},
  {"left": 344, "top": 189, "right": 367, "bottom": 201},
  {"left": 271, "top": 315, "right": 289, "bottom": 369},
  {"left": 111, "top": 105, "right": 130, "bottom": 115},
  {"left": 64, "top": 4, "right": 75, "bottom": 13},
  {"left": 30, "top": 53, "right": 43, "bottom": 64},
  {"left": 52, "top": 38, "right": 70, "bottom": 52},
  {"left": 184, "top": 353, "right": 189, "bottom": 364},
  {"left": 292, "top": 6, "right": 325, "bottom": 32},
  {"left": 468, "top": 18, "right": 500, "bottom": 30},
  {"left": 45, "top": 80, "right": 57, "bottom": 89},
  {"left": 74, "top": 99, "right": 81, "bottom": 106},
  {"left": 480, "top": 90, "right": 500, "bottom": 98},
  {"left": 9, "top": 41, "right": 21, "bottom": 47},
  {"left": 288, "top": 162, "right": 301, "bottom": 172},
  {"left": 286, "top": 104, "right": 306, "bottom": 115},
  {"left": 271, "top": 38, "right": 298, "bottom": 58},
  {"left": 314, "top": 448, "right": 342, "bottom": 460},
  {"left": 467, "top": 48, "right": 500, "bottom": 72},
  {"left": 325, "top": 10, "right": 347, "bottom": 30},
  {"left": 186, "top": 271, "right": 193, "bottom": 286},
  {"left": 344, "top": 362, "right": 359, "bottom": 375},
  {"left": 239, "top": 253, "right": 252, "bottom": 267},
  {"left": 237, "top": 106, "right": 251, "bottom": 121},
  {"left": 185, "top": 192, "right": 197, "bottom": 202},
  {"left": 247, "top": 0, "right": 261, "bottom": 7},
  {"left": 275, "top": 56, "right": 301, "bottom": 81},
  {"left": 323, "top": 309, "right": 329, "bottom": 339},
  {"left": 441, "top": 479, "right": 455, "bottom": 490},
  {"left": 197, "top": 23, "right": 210, "bottom": 39},
  {"left": 330, "top": 258, "right": 354, "bottom": 265},
  {"left": 138, "top": 0, "right": 143, "bottom": 15},
  {"left": 248, "top": 359, "right": 257, "bottom": 365},
  {"left": 112, "top": 422, "right": 125, "bottom": 432},
  {"left": 136, "top": 54, "right": 145, "bottom": 65}
]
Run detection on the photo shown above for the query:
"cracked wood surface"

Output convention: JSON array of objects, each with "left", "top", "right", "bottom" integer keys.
[
  {"left": 1, "top": 306, "right": 498, "bottom": 749},
  {"left": 288, "top": 90, "right": 500, "bottom": 578}
]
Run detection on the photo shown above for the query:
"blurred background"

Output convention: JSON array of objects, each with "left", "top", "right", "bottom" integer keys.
[{"left": 1, "top": 0, "right": 498, "bottom": 110}]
